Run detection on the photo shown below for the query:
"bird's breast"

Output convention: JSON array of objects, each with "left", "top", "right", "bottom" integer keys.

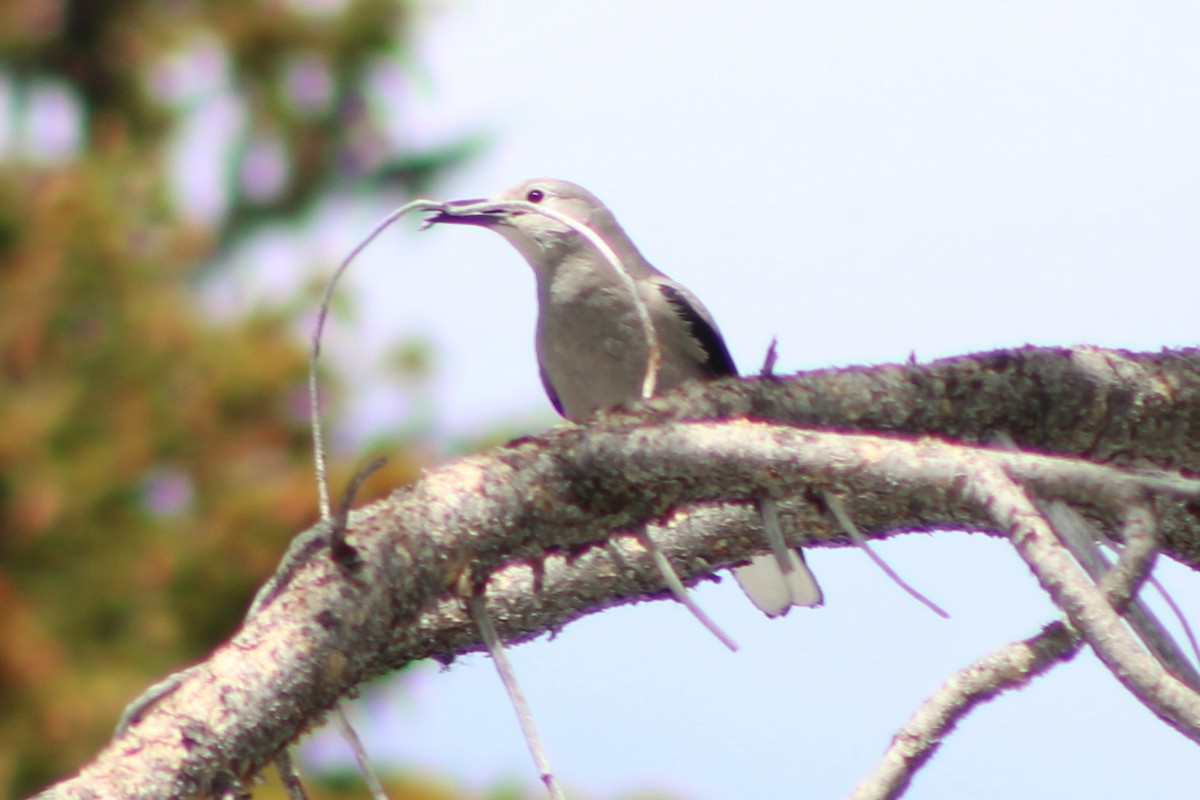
[{"left": 535, "top": 279, "right": 713, "bottom": 420}]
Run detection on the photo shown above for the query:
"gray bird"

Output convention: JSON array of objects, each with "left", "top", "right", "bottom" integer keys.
[{"left": 428, "top": 178, "right": 821, "bottom": 616}]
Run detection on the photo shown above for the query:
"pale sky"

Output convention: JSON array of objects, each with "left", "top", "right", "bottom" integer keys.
[{"left": 288, "top": 2, "right": 1200, "bottom": 798}]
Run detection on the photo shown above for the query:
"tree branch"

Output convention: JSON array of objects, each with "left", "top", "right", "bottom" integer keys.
[{"left": 35, "top": 346, "right": 1200, "bottom": 798}]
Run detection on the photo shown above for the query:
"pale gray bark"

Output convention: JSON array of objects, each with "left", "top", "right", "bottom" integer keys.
[{"left": 34, "top": 345, "right": 1200, "bottom": 799}]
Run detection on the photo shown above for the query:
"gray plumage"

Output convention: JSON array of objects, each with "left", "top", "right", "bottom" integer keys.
[{"left": 429, "top": 178, "right": 821, "bottom": 615}]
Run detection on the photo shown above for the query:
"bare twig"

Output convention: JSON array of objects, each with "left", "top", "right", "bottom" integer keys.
[
  {"left": 1042, "top": 500, "right": 1200, "bottom": 689},
  {"left": 1145, "top": 571, "right": 1200, "bottom": 672},
  {"left": 468, "top": 592, "right": 568, "bottom": 800},
  {"left": 822, "top": 490, "right": 949, "bottom": 618},
  {"left": 849, "top": 621, "right": 1080, "bottom": 800},
  {"left": 330, "top": 455, "right": 388, "bottom": 574},
  {"left": 853, "top": 482, "right": 1177, "bottom": 798},
  {"left": 989, "top": 431, "right": 1200, "bottom": 686},
  {"left": 332, "top": 706, "right": 389, "bottom": 800},
  {"left": 971, "top": 464, "right": 1200, "bottom": 741},
  {"left": 759, "top": 337, "right": 779, "bottom": 376},
  {"left": 52, "top": 415, "right": 1200, "bottom": 798},
  {"left": 636, "top": 528, "right": 739, "bottom": 651},
  {"left": 273, "top": 750, "right": 308, "bottom": 800}
]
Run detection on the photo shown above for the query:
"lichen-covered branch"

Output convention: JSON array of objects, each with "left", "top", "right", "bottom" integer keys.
[{"left": 34, "top": 346, "right": 1200, "bottom": 798}]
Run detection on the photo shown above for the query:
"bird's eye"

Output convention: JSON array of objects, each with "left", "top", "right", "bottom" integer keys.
[{"left": 526, "top": 189, "right": 544, "bottom": 203}]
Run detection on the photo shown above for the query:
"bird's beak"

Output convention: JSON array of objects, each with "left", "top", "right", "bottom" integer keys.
[{"left": 424, "top": 199, "right": 506, "bottom": 228}]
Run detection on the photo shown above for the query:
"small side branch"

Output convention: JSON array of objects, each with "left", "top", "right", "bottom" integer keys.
[
  {"left": 850, "top": 622, "right": 1080, "bottom": 800},
  {"left": 971, "top": 464, "right": 1200, "bottom": 741},
  {"left": 274, "top": 750, "right": 309, "bottom": 800},
  {"left": 332, "top": 706, "right": 389, "bottom": 800},
  {"left": 1042, "top": 500, "right": 1200, "bottom": 688},
  {"left": 636, "top": 528, "right": 739, "bottom": 651},
  {"left": 469, "top": 592, "right": 568, "bottom": 800},
  {"left": 856, "top": 458, "right": 1200, "bottom": 798},
  {"left": 40, "top": 419, "right": 1200, "bottom": 799},
  {"left": 823, "top": 490, "right": 948, "bottom": 618}
]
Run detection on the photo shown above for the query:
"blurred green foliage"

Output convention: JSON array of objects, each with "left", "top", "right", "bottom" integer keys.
[{"left": 0, "top": 1, "right": 481, "bottom": 795}]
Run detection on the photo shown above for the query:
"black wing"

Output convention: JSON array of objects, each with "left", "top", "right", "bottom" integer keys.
[{"left": 657, "top": 283, "right": 738, "bottom": 378}]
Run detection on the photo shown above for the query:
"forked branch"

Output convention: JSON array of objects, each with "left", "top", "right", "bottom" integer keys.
[{"left": 36, "top": 411, "right": 1200, "bottom": 799}]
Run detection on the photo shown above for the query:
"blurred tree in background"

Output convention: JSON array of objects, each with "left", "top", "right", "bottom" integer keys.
[{"left": 0, "top": 2, "right": 481, "bottom": 795}]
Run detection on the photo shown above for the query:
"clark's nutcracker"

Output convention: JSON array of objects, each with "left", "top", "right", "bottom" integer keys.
[{"left": 429, "top": 178, "right": 822, "bottom": 615}]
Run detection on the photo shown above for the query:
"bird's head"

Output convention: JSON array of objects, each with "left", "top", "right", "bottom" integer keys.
[{"left": 426, "top": 178, "right": 628, "bottom": 269}]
